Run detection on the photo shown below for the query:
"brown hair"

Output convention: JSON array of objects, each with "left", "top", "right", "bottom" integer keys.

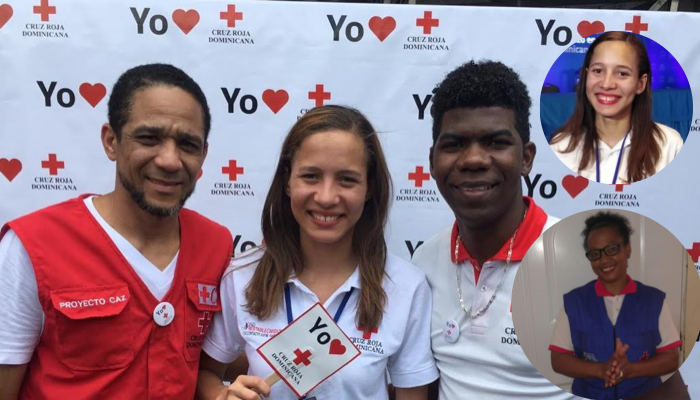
[
  {"left": 549, "top": 31, "right": 664, "bottom": 183},
  {"left": 244, "top": 105, "right": 392, "bottom": 330}
]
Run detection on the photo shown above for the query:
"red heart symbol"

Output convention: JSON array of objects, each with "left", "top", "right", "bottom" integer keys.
[
  {"left": 562, "top": 175, "right": 589, "bottom": 198},
  {"left": 577, "top": 21, "right": 605, "bottom": 38},
  {"left": 262, "top": 89, "right": 289, "bottom": 114},
  {"left": 0, "top": 158, "right": 22, "bottom": 182},
  {"left": 79, "top": 83, "right": 106, "bottom": 108},
  {"left": 0, "top": 4, "right": 13, "bottom": 29},
  {"left": 328, "top": 339, "right": 346, "bottom": 355},
  {"left": 368, "top": 16, "right": 396, "bottom": 42},
  {"left": 172, "top": 9, "right": 200, "bottom": 35}
]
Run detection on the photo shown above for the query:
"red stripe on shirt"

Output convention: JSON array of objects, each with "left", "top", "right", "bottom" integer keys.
[
  {"left": 450, "top": 196, "right": 548, "bottom": 286},
  {"left": 657, "top": 340, "right": 682, "bottom": 353},
  {"left": 548, "top": 345, "right": 575, "bottom": 355}
]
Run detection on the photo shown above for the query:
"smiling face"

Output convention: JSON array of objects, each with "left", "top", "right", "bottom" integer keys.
[
  {"left": 586, "top": 226, "right": 631, "bottom": 285},
  {"left": 287, "top": 130, "right": 368, "bottom": 248},
  {"left": 430, "top": 107, "right": 534, "bottom": 227},
  {"left": 104, "top": 85, "right": 207, "bottom": 217},
  {"left": 585, "top": 40, "right": 648, "bottom": 123}
]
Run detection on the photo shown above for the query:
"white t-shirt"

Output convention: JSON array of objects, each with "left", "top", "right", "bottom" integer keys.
[
  {"left": 203, "top": 246, "right": 438, "bottom": 399},
  {"left": 549, "top": 277, "right": 681, "bottom": 356},
  {"left": 412, "top": 203, "right": 576, "bottom": 400},
  {"left": 0, "top": 196, "right": 178, "bottom": 364},
  {"left": 549, "top": 123, "right": 683, "bottom": 184}
]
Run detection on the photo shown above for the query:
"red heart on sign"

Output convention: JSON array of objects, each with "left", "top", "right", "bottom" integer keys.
[
  {"left": 262, "top": 89, "right": 289, "bottom": 114},
  {"left": 172, "top": 9, "right": 200, "bottom": 35},
  {"left": 368, "top": 16, "right": 396, "bottom": 42},
  {"left": 79, "top": 83, "right": 106, "bottom": 108},
  {"left": 562, "top": 175, "right": 589, "bottom": 198},
  {"left": 329, "top": 339, "right": 346, "bottom": 355},
  {"left": 0, "top": 4, "right": 13, "bottom": 29},
  {"left": 0, "top": 158, "right": 22, "bottom": 182},
  {"left": 577, "top": 21, "right": 605, "bottom": 38}
]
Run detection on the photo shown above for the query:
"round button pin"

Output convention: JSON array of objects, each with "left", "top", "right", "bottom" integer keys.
[
  {"left": 444, "top": 319, "right": 460, "bottom": 343},
  {"left": 153, "top": 302, "right": 175, "bottom": 327}
]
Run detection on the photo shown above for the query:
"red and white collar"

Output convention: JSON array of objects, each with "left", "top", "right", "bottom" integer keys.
[
  {"left": 595, "top": 275, "right": 637, "bottom": 297},
  {"left": 450, "top": 196, "right": 548, "bottom": 264}
]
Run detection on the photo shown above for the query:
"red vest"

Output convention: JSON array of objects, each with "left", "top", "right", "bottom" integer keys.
[{"left": 2, "top": 196, "right": 233, "bottom": 400}]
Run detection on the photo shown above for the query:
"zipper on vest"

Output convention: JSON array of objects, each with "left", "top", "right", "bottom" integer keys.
[{"left": 613, "top": 325, "right": 618, "bottom": 400}]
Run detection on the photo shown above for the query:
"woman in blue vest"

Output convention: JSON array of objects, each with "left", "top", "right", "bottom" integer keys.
[{"left": 548, "top": 211, "right": 681, "bottom": 400}]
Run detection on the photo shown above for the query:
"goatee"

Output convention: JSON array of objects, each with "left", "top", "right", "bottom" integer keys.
[{"left": 118, "top": 172, "right": 195, "bottom": 217}]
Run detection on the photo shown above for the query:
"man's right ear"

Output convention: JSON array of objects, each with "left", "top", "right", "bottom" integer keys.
[
  {"left": 429, "top": 146, "right": 435, "bottom": 178},
  {"left": 101, "top": 123, "right": 118, "bottom": 162}
]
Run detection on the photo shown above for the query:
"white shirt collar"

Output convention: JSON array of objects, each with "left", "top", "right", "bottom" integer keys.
[
  {"left": 287, "top": 265, "right": 362, "bottom": 294},
  {"left": 597, "top": 130, "right": 633, "bottom": 152}
]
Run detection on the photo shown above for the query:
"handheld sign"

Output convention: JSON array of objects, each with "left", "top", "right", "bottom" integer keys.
[{"left": 257, "top": 303, "right": 361, "bottom": 398}]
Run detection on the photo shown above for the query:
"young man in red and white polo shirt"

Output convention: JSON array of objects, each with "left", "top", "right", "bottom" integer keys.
[
  {"left": 412, "top": 61, "right": 574, "bottom": 399},
  {"left": 0, "top": 64, "right": 232, "bottom": 399}
]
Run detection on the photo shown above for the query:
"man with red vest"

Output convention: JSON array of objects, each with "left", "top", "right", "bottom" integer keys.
[{"left": 0, "top": 64, "right": 233, "bottom": 399}]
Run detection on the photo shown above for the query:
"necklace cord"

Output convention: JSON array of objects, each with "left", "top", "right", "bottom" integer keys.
[{"left": 454, "top": 208, "right": 526, "bottom": 319}]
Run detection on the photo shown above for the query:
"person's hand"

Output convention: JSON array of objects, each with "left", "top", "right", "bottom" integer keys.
[
  {"left": 217, "top": 375, "right": 271, "bottom": 400},
  {"left": 604, "top": 338, "right": 630, "bottom": 388},
  {"left": 600, "top": 356, "right": 616, "bottom": 387}
]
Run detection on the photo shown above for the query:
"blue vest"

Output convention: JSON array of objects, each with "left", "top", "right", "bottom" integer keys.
[{"left": 564, "top": 280, "right": 664, "bottom": 400}]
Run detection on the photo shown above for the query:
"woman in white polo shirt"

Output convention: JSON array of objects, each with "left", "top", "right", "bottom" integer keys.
[
  {"left": 197, "top": 106, "right": 438, "bottom": 400},
  {"left": 549, "top": 31, "right": 683, "bottom": 184}
]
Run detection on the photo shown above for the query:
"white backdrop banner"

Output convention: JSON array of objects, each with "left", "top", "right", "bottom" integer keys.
[{"left": 1, "top": 0, "right": 699, "bottom": 397}]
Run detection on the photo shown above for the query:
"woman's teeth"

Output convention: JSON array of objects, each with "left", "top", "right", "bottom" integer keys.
[{"left": 312, "top": 213, "right": 338, "bottom": 222}]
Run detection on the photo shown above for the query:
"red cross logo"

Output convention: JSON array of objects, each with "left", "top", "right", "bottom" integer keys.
[
  {"left": 308, "top": 84, "right": 331, "bottom": 107},
  {"left": 625, "top": 16, "right": 648, "bottom": 34},
  {"left": 687, "top": 242, "right": 700, "bottom": 263},
  {"left": 33, "top": 0, "right": 56, "bottom": 22},
  {"left": 408, "top": 166, "right": 430, "bottom": 188},
  {"left": 222, "top": 160, "right": 244, "bottom": 181},
  {"left": 293, "top": 348, "right": 312, "bottom": 366},
  {"left": 614, "top": 184, "right": 628, "bottom": 192},
  {"left": 220, "top": 4, "right": 243, "bottom": 28},
  {"left": 358, "top": 326, "right": 378, "bottom": 340},
  {"left": 199, "top": 285, "right": 211, "bottom": 303},
  {"left": 41, "top": 153, "right": 64, "bottom": 175},
  {"left": 639, "top": 351, "right": 650, "bottom": 361},
  {"left": 198, "top": 311, "right": 212, "bottom": 334},
  {"left": 416, "top": 11, "right": 439, "bottom": 34}
]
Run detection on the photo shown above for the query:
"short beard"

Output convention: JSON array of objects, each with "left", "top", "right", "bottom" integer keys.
[{"left": 118, "top": 172, "right": 195, "bottom": 217}]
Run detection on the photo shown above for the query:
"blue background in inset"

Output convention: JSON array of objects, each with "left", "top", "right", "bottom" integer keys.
[{"left": 540, "top": 33, "right": 692, "bottom": 141}]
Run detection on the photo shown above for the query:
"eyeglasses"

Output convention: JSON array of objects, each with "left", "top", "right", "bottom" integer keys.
[{"left": 585, "top": 243, "right": 626, "bottom": 261}]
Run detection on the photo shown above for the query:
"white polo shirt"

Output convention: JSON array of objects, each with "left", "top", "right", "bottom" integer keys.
[
  {"left": 412, "top": 197, "right": 575, "bottom": 400},
  {"left": 203, "top": 247, "right": 438, "bottom": 399},
  {"left": 549, "top": 276, "right": 681, "bottom": 356},
  {"left": 550, "top": 123, "right": 683, "bottom": 184}
]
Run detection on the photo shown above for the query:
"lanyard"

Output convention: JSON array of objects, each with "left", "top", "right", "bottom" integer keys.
[
  {"left": 283, "top": 283, "right": 355, "bottom": 400},
  {"left": 284, "top": 284, "right": 354, "bottom": 324},
  {"left": 596, "top": 131, "right": 629, "bottom": 184}
]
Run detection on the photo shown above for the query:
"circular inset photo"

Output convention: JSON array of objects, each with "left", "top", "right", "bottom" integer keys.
[
  {"left": 541, "top": 31, "right": 692, "bottom": 185},
  {"left": 512, "top": 209, "right": 700, "bottom": 399}
]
